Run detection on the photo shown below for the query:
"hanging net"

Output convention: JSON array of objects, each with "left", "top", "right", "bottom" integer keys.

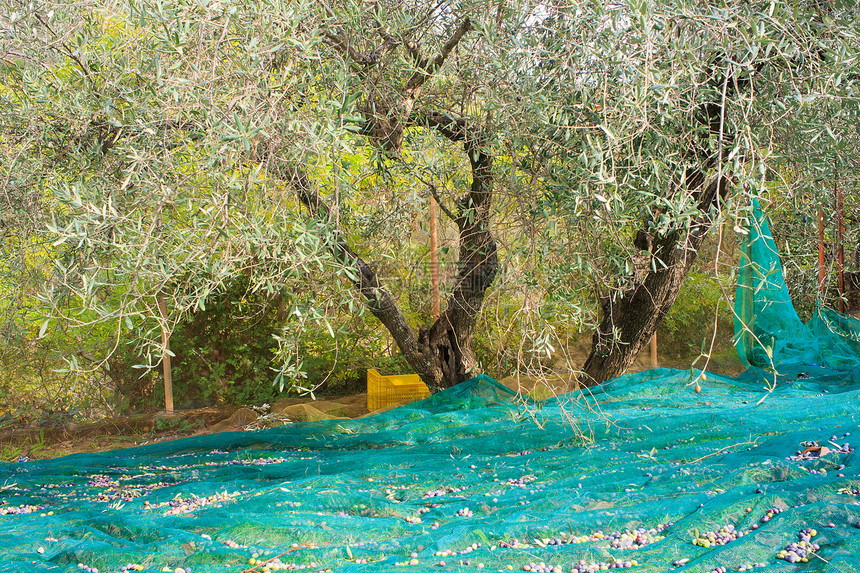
[
  {"left": 2, "top": 204, "right": 860, "bottom": 573},
  {"left": 734, "top": 200, "right": 860, "bottom": 371}
]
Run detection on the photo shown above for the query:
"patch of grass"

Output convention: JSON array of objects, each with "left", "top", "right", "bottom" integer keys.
[
  {"left": 154, "top": 416, "right": 204, "bottom": 433},
  {"left": 0, "top": 430, "right": 47, "bottom": 461}
]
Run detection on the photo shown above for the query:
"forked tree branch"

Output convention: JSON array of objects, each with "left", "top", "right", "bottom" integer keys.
[
  {"left": 404, "top": 18, "right": 473, "bottom": 92},
  {"left": 354, "top": 18, "right": 474, "bottom": 154},
  {"left": 410, "top": 111, "right": 492, "bottom": 213},
  {"left": 321, "top": 30, "right": 365, "bottom": 65},
  {"left": 410, "top": 170, "right": 458, "bottom": 221},
  {"left": 281, "top": 166, "right": 425, "bottom": 366}
]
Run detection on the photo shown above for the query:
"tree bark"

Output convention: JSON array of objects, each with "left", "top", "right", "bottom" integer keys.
[
  {"left": 581, "top": 176, "right": 730, "bottom": 386},
  {"left": 283, "top": 120, "right": 497, "bottom": 392},
  {"left": 286, "top": 19, "right": 497, "bottom": 392},
  {"left": 410, "top": 112, "right": 498, "bottom": 391},
  {"left": 580, "top": 60, "right": 745, "bottom": 386}
]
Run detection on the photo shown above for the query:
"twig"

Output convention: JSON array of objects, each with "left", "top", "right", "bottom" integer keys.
[
  {"left": 688, "top": 438, "right": 759, "bottom": 464},
  {"left": 33, "top": 13, "right": 91, "bottom": 83},
  {"left": 405, "top": 18, "right": 472, "bottom": 91},
  {"left": 316, "top": 0, "right": 335, "bottom": 18},
  {"left": 321, "top": 29, "right": 364, "bottom": 64},
  {"left": 412, "top": 173, "right": 457, "bottom": 221},
  {"left": 241, "top": 543, "right": 313, "bottom": 573}
]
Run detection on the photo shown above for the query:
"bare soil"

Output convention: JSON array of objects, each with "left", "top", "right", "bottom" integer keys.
[
  {"left": 1, "top": 352, "right": 743, "bottom": 462},
  {"left": 0, "top": 392, "right": 375, "bottom": 461}
]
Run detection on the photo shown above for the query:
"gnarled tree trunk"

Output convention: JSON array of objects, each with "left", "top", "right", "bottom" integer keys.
[
  {"left": 285, "top": 19, "right": 497, "bottom": 392},
  {"left": 580, "top": 61, "right": 748, "bottom": 386},
  {"left": 581, "top": 177, "right": 730, "bottom": 386},
  {"left": 412, "top": 113, "right": 498, "bottom": 390}
]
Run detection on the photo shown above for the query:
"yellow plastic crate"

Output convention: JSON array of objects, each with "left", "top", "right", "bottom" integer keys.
[{"left": 366, "top": 369, "right": 430, "bottom": 411}]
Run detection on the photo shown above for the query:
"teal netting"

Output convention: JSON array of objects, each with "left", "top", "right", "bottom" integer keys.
[
  {"left": 3, "top": 205, "right": 860, "bottom": 573},
  {"left": 735, "top": 200, "right": 860, "bottom": 370}
]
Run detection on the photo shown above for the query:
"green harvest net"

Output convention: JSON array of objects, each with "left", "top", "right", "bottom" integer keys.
[
  {"left": 3, "top": 204, "right": 860, "bottom": 573},
  {"left": 734, "top": 201, "right": 860, "bottom": 371}
]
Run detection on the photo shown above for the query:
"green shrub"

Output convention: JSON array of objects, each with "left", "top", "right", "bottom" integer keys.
[
  {"left": 659, "top": 271, "right": 735, "bottom": 359},
  {"left": 165, "top": 277, "right": 288, "bottom": 408}
]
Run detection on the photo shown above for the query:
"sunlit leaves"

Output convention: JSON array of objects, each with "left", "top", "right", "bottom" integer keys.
[{"left": 1, "top": 0, "right": 858, "bottom": 393}]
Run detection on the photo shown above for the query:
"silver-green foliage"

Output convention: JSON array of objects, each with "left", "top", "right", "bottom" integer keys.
[{"left": 1, "top": 0, "right": 858, "bottom": 397}]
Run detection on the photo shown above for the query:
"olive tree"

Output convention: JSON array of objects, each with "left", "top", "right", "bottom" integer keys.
[
  {"left": 1, "top": 0, "right": 858, "bottom": 397},
  {"left": 501, "top": 0, "right": 860, "bottom": 384}
]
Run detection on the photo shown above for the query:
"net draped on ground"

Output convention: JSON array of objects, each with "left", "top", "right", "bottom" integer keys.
[{"left": 3, "top": 205, "right": 860, "bottom": 573}]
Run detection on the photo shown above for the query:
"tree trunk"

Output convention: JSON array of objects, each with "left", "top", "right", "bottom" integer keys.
[
  {"left": 417, "top": 220, "right": 498, "bottom": 390},
  {"left": 285, "top": 135, "right": 497, "bottom": 392},
  {"left": 410, "top": 112, "right": 498, "bottom": 391},
  {"left": 286, "top": 20, "right": 497, "bottom": 393},
  {"left": 581, "top": 177, "right": 729, "bottom": 385},
  {"left": 580, "top": 58, "right": 748, "bottom": 385}
]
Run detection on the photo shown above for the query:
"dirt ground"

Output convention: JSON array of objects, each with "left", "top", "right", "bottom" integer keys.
[
  {"left": 1, "top": 358, "right": 742, "bottom": 461},
  {"left": 0, "top": 392, "right": 375, "bottom": 461},
  {"left": 0, "top": 375, "right": 579, "bottom": 461}
]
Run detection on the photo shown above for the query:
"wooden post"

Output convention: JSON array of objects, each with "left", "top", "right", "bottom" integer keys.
[
  {"left": 156, "top": 293, "right": 174, "bottom": 414},
  {"left": 650, "top": 332, "right": 658, "bottom": 369},
  {"left": 837, "top": 180, "right": 845, "bottom": 313},
  {"left": 429, "top": 196, "right": 440, "bottom": 319},
  {"left": 818, "top": 207, "right": 826, "bottom": 296}
]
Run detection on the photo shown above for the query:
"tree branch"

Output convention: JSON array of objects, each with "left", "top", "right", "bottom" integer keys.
[
  {"left": 412, "top": 173, "right": 458, "bottom": 222},
  {"left": 404, "top": 39, "right": 426, "bottom": 67},
  {"left": 321, "top": 17, "right": 401, "bottom": 71},
  {"left": 281, "top": 166, "right": 425, "bottom": 366},
  {"left": 411, "top": 111, "right": 491, "bottom": 212},
  {"left": 34, "top": 12, "right": 93, "bottom": 86},
  {"left": 316, "top": 0, "right": 335, "bottom": 18},
  {"left": 351, "top": 18, "right": 475, "bottom": 155},
  {"left": 405, "top": 18, "right": 472, "bottom": 91},
  {"left": 321, "top": 29, "right": 365, "bottom": 65},
  {"left": 427, "top": 182, "right": 458, "bottom": 222},
  {"left": 306, "top": 12, "right": 493, "bottom": 388}
]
